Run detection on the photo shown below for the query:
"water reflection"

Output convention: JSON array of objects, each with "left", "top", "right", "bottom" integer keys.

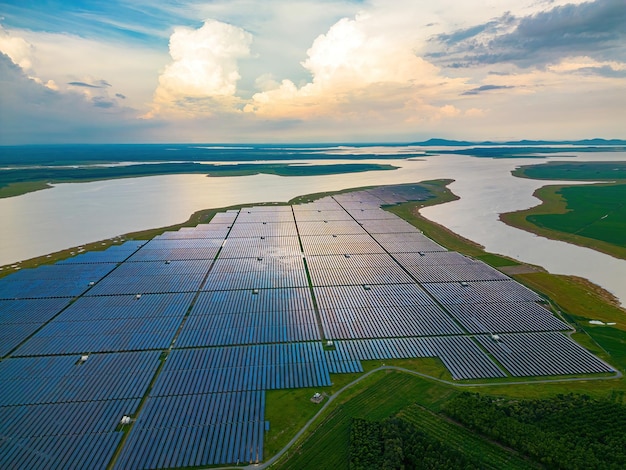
[{"left": 1, "top": 152, "right": 625, "bottom": 305}]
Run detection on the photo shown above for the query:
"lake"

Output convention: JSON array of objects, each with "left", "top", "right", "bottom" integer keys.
[{"left": 1, "top": 150, "right": 626, "bottom": 305}]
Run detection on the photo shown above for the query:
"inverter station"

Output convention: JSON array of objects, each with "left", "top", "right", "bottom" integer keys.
[{"left": 0, "top": 184, "right": 614, "bottom": 468}]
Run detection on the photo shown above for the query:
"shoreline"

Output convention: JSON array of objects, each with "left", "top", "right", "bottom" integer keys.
[
  {"left": 500, "top": 182, "right": 626, "bottom": 261},
  {"left": 0, "top": 162, "right": 398, "bottom": 199},
  {"left": 3, "top": 179, "right": 623, "bottom": 318}
]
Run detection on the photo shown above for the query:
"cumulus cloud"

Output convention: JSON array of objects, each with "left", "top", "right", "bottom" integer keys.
[
  {"left": 149, "top": 19, "right": 252, "bottom": 117},
  {"left": 0, "top": 25, "right": 34, "bottom": 70},
  {"left": 244, "top": 12, "right": 469, "bottom": 122}
]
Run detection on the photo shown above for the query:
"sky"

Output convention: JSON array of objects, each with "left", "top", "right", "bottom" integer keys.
[{"left": 0, "top": 0, "right": 624, "bottom": 144}]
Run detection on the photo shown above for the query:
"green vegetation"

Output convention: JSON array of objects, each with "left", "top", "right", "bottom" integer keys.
[
  {"left": 443, "top": 392, "right": 626, "bottom": 469},
  {"left": 503, "top": 162, "right": 626, "bottom": 259},
  {"left": 0, "top": 162, "right": 397, "bottom": 198},
  {"left": 349, "top": 417, "right": 483, "bottom": 469},
  {"left": 0, "top": 181, "right": 52, "bottom": 198},
  {"left": 397, "top": 405, "right": 533, "bottom": 469},
  {"left": 512, "top": 161, "right": 626, "bottom": 180},
  {"left": 274, "top": 372, "right": 455, "bottom": 470}
]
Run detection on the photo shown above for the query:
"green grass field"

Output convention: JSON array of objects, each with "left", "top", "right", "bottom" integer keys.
[
  {"left": 512, "top": 161, "right": 626, "bottom": 180},
  {"left": 503, "top": 162, "right": 626, "bottom": 259},
  {"left": 274, "top": 372, "right": 456, "bottom": 470}
]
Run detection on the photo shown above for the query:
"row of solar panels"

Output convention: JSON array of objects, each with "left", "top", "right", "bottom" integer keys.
[
  {"left": 324, "top": 333, "right": 614, "bottom": 379},
  {"left": 115, "top": 392, "right": 266, "bottom": 469}
]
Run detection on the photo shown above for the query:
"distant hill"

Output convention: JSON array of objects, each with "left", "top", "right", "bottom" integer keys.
[{"left": 411, "top": 138, "right": 626, "bottom": 146}]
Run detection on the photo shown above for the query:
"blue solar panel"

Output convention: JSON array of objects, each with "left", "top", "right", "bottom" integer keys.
[
  {"left": 115, "top": 391, "right": 265, "bottom": 468},
  {"left": 476, "top": 332, "right": 615, "bottom": 377},
  {"left": 57, "top": 241, "right": 144, "bottom": 264},
  {"left": 0, "top": 263, "right": 116, "bottom": 299},
  {"left": 0, "top": 432, "right": 124, "bottom": 469},
  {"left": 0, "top": 351, "right": 161, "bottom": 406},
  {"left": 152, "top": 343, "right": 331, "bottom": 396},
  {"left": 13, "top": 293, "right": 194, "bottom": 355},
  {"left": 55, "top": 293, "right": 194, "bottom": 321},
  {"left": 0, "top": 298, "right": 73, "bottom": 356}
]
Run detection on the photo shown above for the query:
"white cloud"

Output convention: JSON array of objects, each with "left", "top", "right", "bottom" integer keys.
[
  {"left": 548, "top": 56, "right": 626, "bottom": 73},
  {"left": 244, "top": 12, "right": 468, "bottom": 122},
  {"left": 0, "top": 25, "right": 168, "bottom": 109},
  {"left": 0, "top": 25, "right": 33, "bottom": 70},
  {"left": 149, "top": 19, "right": 252, "bottom": 117}
]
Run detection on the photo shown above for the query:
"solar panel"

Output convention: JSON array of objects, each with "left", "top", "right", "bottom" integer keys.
[
  {"left": 0, "top": 431, "right": 124, "bottom": 469},
  {"left": 444, "top": 302, "right": 571, "bottom": 334},
  {"left": 0, "top": 263, "right": 117, "bottom": 299},
  {"left": 115, "top": 391, "right": 265, "bottom": 468},
  {"left": 218, "top": 237, "right": 301, "bottom": 258},
  {"left": 0, "top": 298, "right": 72, "bottom": 356},
  {"left": 227, "top": 221, "right": 298, "bottom": 238},
  {"left": 319, "top": 304, "right": 463, "bottom": 339},
  {"left": 152, "top": 343, "right": 331, "bottom": 396},
  {"left": 405, "top": 262, "right": 510, "bottom": 283},
  {"left": 300, "top": 234, "right": 384, "bottom": 255},
  {"left": 57, "top": 241, "right": 144, "bottom": 264},
  {"left": 296, "top": 220, "right": 366, "bottom": 236},
  {"left": 476, "top": 332, "right": 615, "bottom": 377},
  {"left": 0, "top": 351, "right": 161, "bottom": 406}
]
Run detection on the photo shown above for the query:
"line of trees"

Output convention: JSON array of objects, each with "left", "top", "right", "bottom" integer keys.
[
  {"left": 349, "top": 417, "right": 479, "bottom": 470},
  {"left": 442, "top": 392, "right": 626, "bottom": 469}
]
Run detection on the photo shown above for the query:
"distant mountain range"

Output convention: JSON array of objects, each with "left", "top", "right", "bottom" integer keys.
[{"left": 411, "top": 138, "right": 626, "bottom": 146}]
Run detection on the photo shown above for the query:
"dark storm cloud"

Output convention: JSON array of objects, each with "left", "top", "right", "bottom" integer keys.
[
  {"left": 429, "top": 0, "right": 626, "bottom": 68},
  {"left": 462, "top": 84, "right": 514, "bottom": 95}
]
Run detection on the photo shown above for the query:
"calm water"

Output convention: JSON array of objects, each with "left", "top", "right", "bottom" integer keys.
[{"left": 1, "top": 151, "right": 626, "bottom": 306}]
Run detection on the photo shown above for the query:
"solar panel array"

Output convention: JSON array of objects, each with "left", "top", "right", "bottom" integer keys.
[
  {"left": 115, "top": 391, "right": 265, "bottom": 469},
  {"left": 0, "top": 183, "right": 613, "bottom": 468},
  {"left": 13, "top": 293, "right": 194, "bottom": 356},
  {"left": 176, "top": 288, "right": 319, "bottom": 347},
  {"left": 0, "top": 298, "right": 71, "bottom": 356},
  {"left": 0, "top": 351, "right": 160, "bottom": 469},
  {"left": 476, "top": 333, "right": 614, "bottom": 377}
]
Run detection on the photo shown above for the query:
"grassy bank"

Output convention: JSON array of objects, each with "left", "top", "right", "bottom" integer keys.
[
  {"left": 501, "top": 183, "right": 626, "bottom": 260},
  {"left": 501, "top": 161, "right": 626, "bottom": 260}
]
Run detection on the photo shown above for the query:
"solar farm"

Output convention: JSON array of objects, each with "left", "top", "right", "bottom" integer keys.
[{"left": 0, "top": 184, "right": 615, "bottom": 469}]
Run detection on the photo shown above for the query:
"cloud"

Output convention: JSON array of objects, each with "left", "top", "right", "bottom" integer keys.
[
  {"left": 547, "top": 55, "right": 626, "bottom": 77},
  {"left": 0, "top": 53, "right": 153, "bottom": 144},
  {"left": 244, "top": 12, "right": 469, "bottom": 122},
  {"left": 149, "top": 19, "right": 252, "bottom": 117},
  {"left": 68, "top": 81, "right": 109, "bottom": 88},
  {"left": 429, "top": 0, "right": 626, "bottom": 68},
  {"left": 0, "top": 24, "right": 34, "bottom": 70},
  {"left": 462, "top": 84, "right": 514, "bottom": 95}
]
